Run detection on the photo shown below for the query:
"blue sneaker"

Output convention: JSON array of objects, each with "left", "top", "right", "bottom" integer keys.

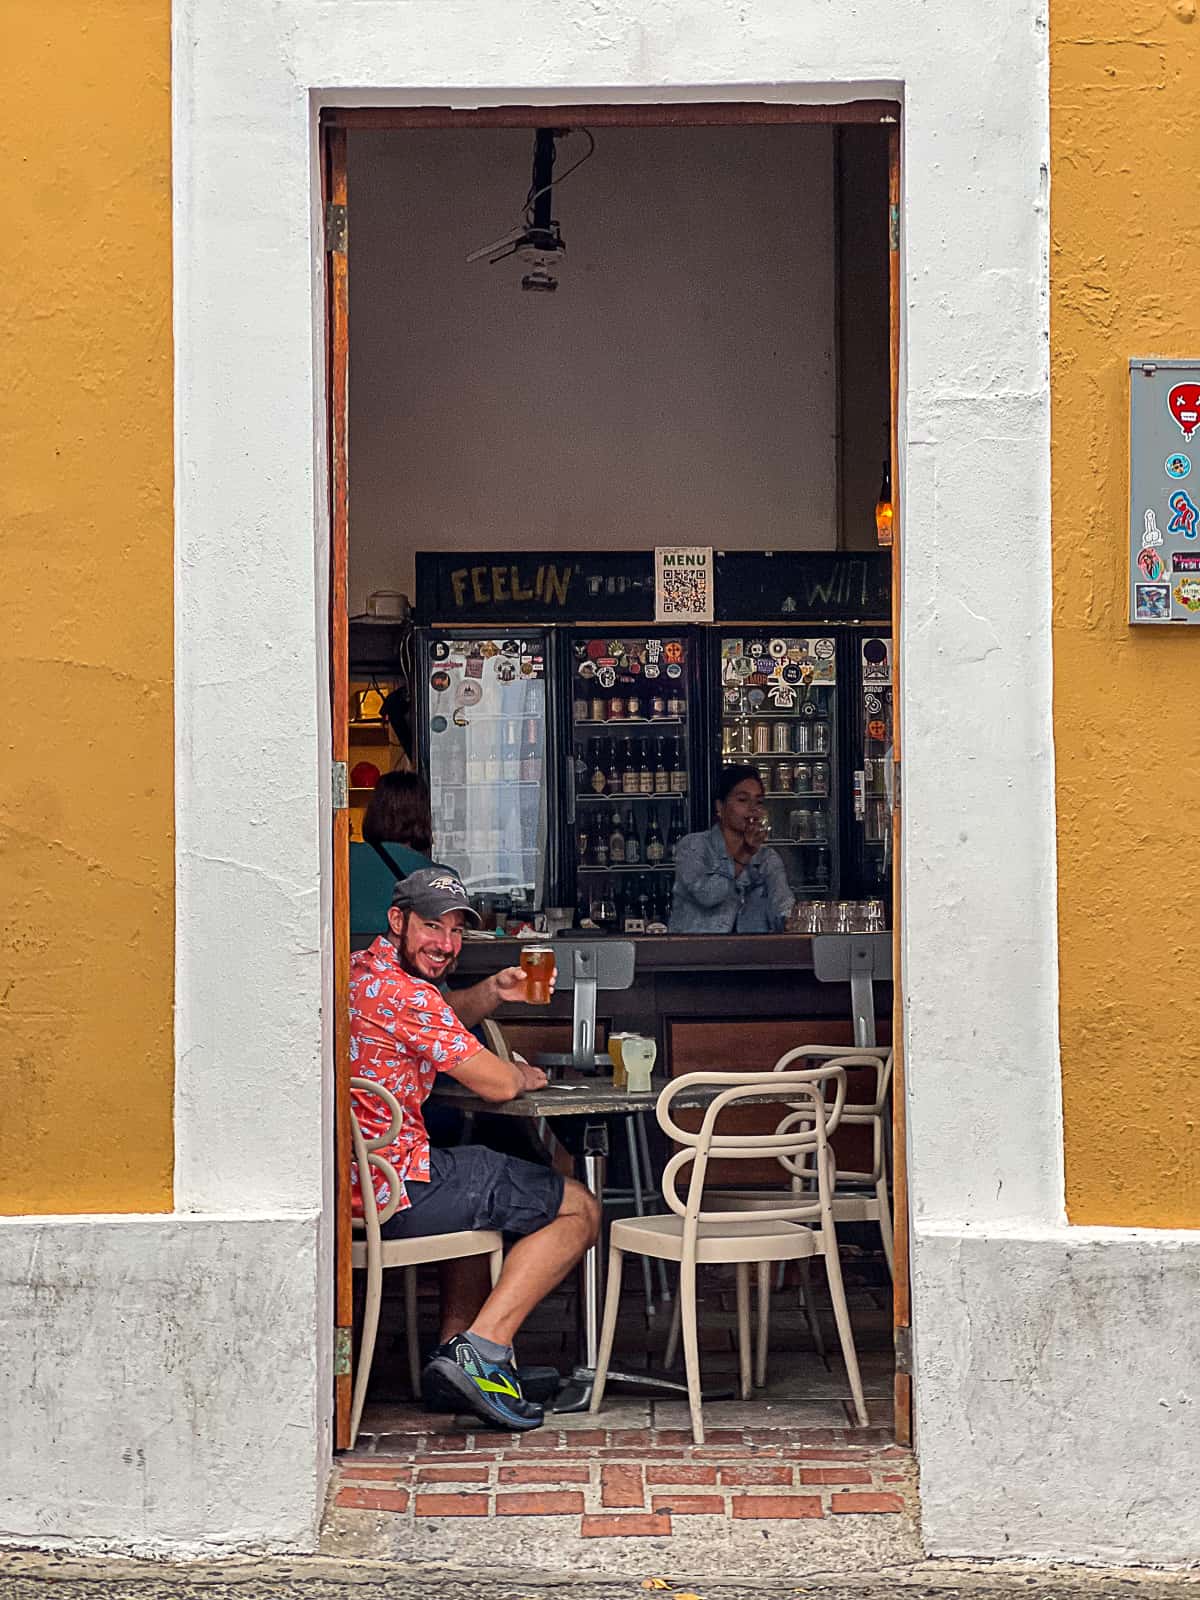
[{"left": 420, "top": 1335, "right": 544, "bottom": 1432}]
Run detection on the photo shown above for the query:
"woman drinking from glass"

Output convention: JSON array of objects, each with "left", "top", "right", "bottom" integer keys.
[{"left": 668, "top": 764, "right": 794, "bottom": 934}]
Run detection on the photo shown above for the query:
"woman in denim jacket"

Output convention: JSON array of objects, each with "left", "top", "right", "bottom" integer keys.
[{"left": 669, "top": 765, "right": 794, "bottom": 934}]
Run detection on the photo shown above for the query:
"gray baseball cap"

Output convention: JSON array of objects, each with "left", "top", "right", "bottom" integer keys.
[{"left": 390, "top": 867, "right": 481, "bottom": 926}]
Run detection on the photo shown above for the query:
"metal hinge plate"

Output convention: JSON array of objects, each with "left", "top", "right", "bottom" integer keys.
[
  {"left": 325, "top": 202, "right": 348, "bottom": 254},
  {"left": 332, "top": 760, "right": 349, "bottom": 811},
  {"left": 334, "top": 1325, "right": 352, "bottom": 1378},
  {"left": 894, "top": 1323, "right": 912, "bottom": 1375}
]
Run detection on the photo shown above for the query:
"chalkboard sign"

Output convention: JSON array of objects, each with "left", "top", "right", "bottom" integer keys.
[
  {"left": 416, "top": 551, "right": 656, "bottom": 624},
  {"left": 415, "top": 549, "right": 891, "bottom": 626},
  {"left": 714, "top": 551, "right": 891, "bottom": 623}
]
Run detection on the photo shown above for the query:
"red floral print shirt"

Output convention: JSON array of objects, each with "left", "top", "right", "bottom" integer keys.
[{"left": 349, "top": 936, "right": 481, "bottom": 1211}]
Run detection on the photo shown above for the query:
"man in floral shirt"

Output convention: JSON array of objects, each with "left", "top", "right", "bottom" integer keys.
[{"left": 350, "top": 869, "right": 599, "bottom": 1432}]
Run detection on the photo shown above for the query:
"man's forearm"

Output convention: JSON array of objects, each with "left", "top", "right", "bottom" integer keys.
[{"left": 450, "top": 977, "right": 496, "bottom": 1030}]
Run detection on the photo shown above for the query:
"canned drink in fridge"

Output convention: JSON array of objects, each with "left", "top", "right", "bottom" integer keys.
[
  {"left": 756, "top": 762, "right": 772, "bottom": 791},
  {"left": 721, "top": 724, "right": 737, "bottom": 756},
  {"left": 590, "top": 696, "right": 607, "bottom": 721},
  {"left": 812, "top": 762, "right": 829, "bottom": 796},
  {"left": 609, "top": 697, "right": 626, "bottom": 720},
  {"left": 794, "top": 722, "right": 810, "bottom": 754},
  {"left": 773, "top": 721, "right": 792, "bottom": 753},
  {"left": 573, "top": 696, "right": 589, "bottom": 721},
  {"left": 793, "top": 761, "right": 811, "bottom": 793},
  {"left": 626, "top": 694, "right": 641, "bottom": 719},
  {"left": 753, "top": 722, "right": 772, "bottom": 755},
  {"left": 775, "top": 761, "right": 794, "bottom": 792},
  {"left": 812, "top": 722, "right": 830, "bottom": 754}
]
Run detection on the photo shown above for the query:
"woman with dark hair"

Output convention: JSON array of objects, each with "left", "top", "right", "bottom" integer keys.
[
  {"left": 350, "top": 772, "right": 450, "bottom": 936},
  {"left": 668, "top": 764, "right": 794, "bottom": 934}
]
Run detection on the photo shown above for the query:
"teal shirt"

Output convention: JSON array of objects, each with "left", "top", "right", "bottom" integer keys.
[{"left": 349, "top": 841, "right": 445, "bottom": 936}]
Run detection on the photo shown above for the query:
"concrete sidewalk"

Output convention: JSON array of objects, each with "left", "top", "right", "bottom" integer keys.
[{"left": 2, "top": 1553, "right": 1200, "bottom": 1600}]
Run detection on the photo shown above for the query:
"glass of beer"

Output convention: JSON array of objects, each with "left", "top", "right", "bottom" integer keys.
[
  {"left": 607, "top": 1032, "right": 630, "bottom": 1089},
  {"left": 519, "top": 944, "right": 556, "bottom": 1005}
]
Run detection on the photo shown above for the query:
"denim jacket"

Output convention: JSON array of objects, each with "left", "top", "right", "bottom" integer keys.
[{"left": 668, "top": 826, "right": 794, "bottom": 934}]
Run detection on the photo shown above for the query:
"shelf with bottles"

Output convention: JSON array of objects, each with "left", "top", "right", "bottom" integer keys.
[
  {"left": 721, "top": 711, "right": 830, "bottom": 723},
  {"left": 577, "top": 864, "right": 675, "bottom": 874},
  {"left": 575, "top": 791, "right": 687, "bottom": 803},
  {"left": 572, "top": 717, "right": 686, "bottom": 730}
]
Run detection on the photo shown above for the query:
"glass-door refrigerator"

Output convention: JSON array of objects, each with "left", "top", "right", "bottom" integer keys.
[
  {"left": 416, "top": 629, "right": 558, "bottom": 912},
  {"left": 565, "top": 629, "right": 702, "bottom": 931},
  {"left": 846, "top": 632, "right": 894, "bottom": 901},
  {"left": 712, "top": 632, "right": 841, "bottom": 900}
]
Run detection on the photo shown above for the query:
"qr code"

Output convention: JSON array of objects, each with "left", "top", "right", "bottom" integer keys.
[{"left": 659, "top": 565, "right": 710, "bottom": 617}]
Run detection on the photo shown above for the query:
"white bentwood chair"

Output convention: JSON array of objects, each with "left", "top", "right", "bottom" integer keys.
[
  {"left": 716, "top": 1045, "right": 895, "bottom": 1275},
  {"left": 349, "top": 1077, "right": 504, "bottom": 1448},
  {"left": 589, "top": 1067, "right": 868, "bottom": 1445}
]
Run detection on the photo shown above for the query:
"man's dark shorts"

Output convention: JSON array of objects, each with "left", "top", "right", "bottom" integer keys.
[{"left": 380, "top": 1146, "right": 565, "bottom": 1241}]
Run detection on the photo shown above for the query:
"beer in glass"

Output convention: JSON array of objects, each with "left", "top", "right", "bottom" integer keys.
[{"left": 519, "top": 944, "right": 556, "bottom": 1006}]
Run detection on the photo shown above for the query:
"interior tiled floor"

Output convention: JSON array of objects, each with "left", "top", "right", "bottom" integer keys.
[{"left": 325, "top": 1240, "right": 914, "bottom": 1568}]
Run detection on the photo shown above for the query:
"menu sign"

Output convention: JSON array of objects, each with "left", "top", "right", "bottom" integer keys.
[{"left": 416, "top": 550, "right": 891, "bottom": 626}]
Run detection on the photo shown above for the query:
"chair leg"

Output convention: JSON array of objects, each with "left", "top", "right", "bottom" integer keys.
[
  {"left": 798, "top": 1257, "right": 827, "bottom": 1362},
  {"left": 680, "top": 1260, "right": 705, "bottom": 1446},
  {"left": 824, "top": 1237, "right": 869, "bottom": 1428},
  {"left": 405, "top": 1266, "right": 421, "bottom": 1398},
  {"left": 875, "top": 1175, "right": 895, "bottom": 1278},
  {"left": 636, "top": 1113, "right": 672, "bottom": 1302},
  {"left": 755, "top": 1260, "right": 771, "bottom": 1389},
  {"left": 488, "top": 1247, "right": 503, "bottom": 1287},
  {"left": 624, "top": 1117, "right": 656, "bottom": 1316},
  {"left": 350, "top": 1263, "right": 383, "bottom": 1449},
  {"left": 589, "top": 1243, "right": 625, "bottom": 1414},
  {"left": 735, "top": 1263, "right": 752, "bottom": 1401},
  {"left": 664, "top": 1283, "right": 682, "bottom": 1368}
]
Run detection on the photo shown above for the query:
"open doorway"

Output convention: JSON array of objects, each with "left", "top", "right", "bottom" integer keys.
[{"left": 324, "top": 103, "right": 905, "bottom": 1485}]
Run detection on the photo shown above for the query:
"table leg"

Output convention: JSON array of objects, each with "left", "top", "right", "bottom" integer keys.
[{"left": 551, "top": 1116, "right": 734, "bottom": 1415}]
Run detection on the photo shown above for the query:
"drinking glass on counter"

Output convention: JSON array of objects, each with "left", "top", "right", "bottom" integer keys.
[
  {"left": 607, "top": 1032, "right": 631, "bottom": 1089},
  {"left": 622, "top": 1035, "right": 657, "bottom": 1093}
]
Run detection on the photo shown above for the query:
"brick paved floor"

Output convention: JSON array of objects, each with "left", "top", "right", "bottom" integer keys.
[
  {"left": 332, "top": 1420, "right": 913, "bottom": 1537},
  {"left": 324, "top": 1246, "right": 915, "bottom": 1569}
]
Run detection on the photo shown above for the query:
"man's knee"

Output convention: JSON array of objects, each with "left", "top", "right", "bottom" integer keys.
[{"left": 559, "top": 1178, "right": 601, "bottom": 1243}]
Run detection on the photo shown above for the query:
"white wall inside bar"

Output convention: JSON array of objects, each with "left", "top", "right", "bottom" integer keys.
[{"left": 347, "top": 125, "right": 840, "bottom": 613}]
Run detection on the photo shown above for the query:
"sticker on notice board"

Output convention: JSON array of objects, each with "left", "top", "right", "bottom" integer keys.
[{"left": 1130, "top": 360, "right": 1200, "bottom": 622}]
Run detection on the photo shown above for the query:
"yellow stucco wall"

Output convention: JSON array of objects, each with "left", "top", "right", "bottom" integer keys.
[
  {"left": 0, "top": 1, "right": 174, "bottom": 1212},
  {"left": 1052, "top": 2, "right": 1200, "bottom": 1225}
]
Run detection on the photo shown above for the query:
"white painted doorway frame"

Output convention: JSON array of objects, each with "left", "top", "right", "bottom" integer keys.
[{"left": 172, "top": 0, "right": 1087, "bottom": 1560}]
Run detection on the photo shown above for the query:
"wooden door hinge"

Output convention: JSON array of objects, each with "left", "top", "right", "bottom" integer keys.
[
  {"left": 325, "top": 202, "right": 348, "bottom": 255},
  {"left": 894, "top": 1323, "right": 912, "bottom": 1376},
  {"left": 332, "top": 760, "right": 349, "bottom": 811}
]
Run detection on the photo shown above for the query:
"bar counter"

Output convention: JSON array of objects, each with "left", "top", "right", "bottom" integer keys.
[{"left": 449, "top": 933, "right": 892, "bottom": 1070}]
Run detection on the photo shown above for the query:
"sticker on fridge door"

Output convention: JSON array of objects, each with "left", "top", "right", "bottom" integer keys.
[
  {"left": 1135, "top": 583, "right": 1171, "bottom": 620},
  {"left": 1166, "top": 453, "right": 1192, "bottom": 480},
  {"left": 1142, "top": 509, "right": 1164, "bottom": 547},
  {"left": 1167, "top": 491, "right": 1199, "bottom": 537},
  {"left": 861, "top": 637, "right": 892, "bottom": 685},
  {"left": 655, "top": 547, "right": 714, "bottom": 623},
  {"left": 1174, "top": 578, "right": 1200, "bottom": 612},
  {"left": 1173, "top": 551, "right": 1200, "bottom": 572},
  {"left": 430, "top": 669, "right": 451, "bottom": 693}
]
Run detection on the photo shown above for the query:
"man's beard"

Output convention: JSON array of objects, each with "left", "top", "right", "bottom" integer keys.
[{"left": 391, "top": 917, "right": 459, "bottom": 980}]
